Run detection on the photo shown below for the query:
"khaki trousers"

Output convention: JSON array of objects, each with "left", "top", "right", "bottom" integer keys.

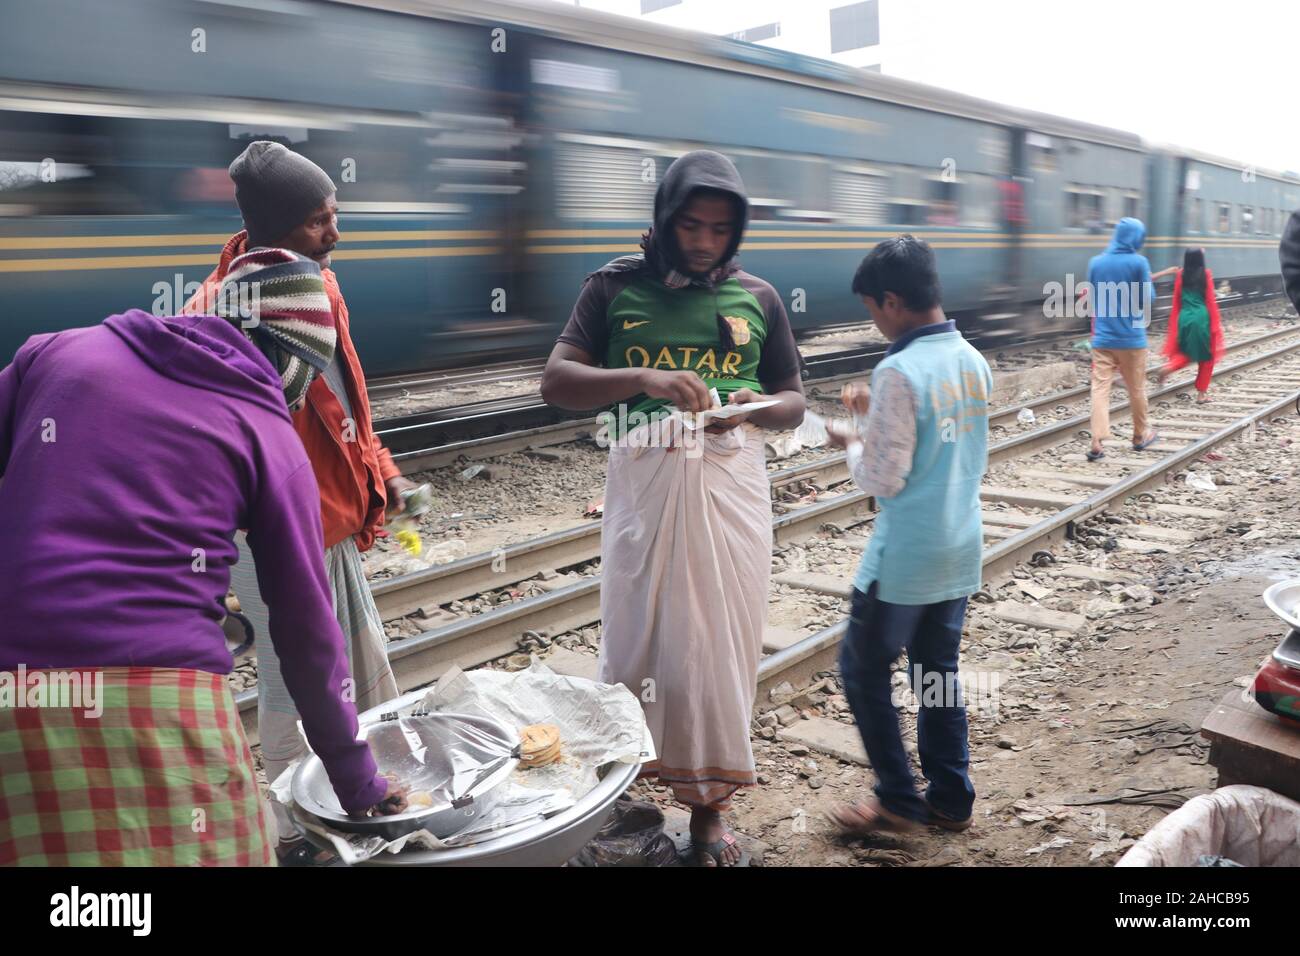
[{"left": 1090, "top": 347, "right": 1150, "bottom": 445}]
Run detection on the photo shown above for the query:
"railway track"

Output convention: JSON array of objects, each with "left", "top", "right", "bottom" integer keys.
[
  {"left": 374, "top": 294, "right": 1287, "bottom": 473},
  {"left": 367, "top": 359, "right": 549, "bottom": 400},
  {"left": 235, "top": 320, "right": 1300, "bottom": 740}
]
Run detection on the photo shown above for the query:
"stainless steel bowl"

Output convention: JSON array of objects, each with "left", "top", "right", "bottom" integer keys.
[
  {"left": 1264, "top": 579, "right": 1300, "bottom": 631},
  {"left": 291, "top": 711, "right": 519, "bottom": 841},
  {"left": 294, "top": 689, "right": 643, "bottom": 865}
]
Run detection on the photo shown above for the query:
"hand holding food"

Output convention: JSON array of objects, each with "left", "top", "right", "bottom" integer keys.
[{"left": 841, "top": 381, "right": 870, "bottom": 417}]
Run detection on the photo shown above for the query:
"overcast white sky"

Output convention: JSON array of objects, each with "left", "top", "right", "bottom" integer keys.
[{"left": 557, "top": 0, "right": 1299, "bottom": 173}]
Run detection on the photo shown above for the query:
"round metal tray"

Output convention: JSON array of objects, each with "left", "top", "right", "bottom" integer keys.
[
  {"left": 1263, "top": 579, "right": 1300, "bottom": 631},
  {"left": 291, "top": 709, "right": 518, "bottom": 841},
  {"left": 296, "top": 689, "right": 641, "bottom": 866}
]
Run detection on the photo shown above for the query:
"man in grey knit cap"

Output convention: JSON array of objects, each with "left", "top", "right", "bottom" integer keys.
[
  {"left": 187, "top": 140, "right": 414, "bottom": 864},
  {"left": 228, "top": 140, "right": 342, "bottom": 261}
]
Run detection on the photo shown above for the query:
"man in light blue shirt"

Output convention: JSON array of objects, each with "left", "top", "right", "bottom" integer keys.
[{"left": 825, "top": 236, "right": 991, "bottom": 835}]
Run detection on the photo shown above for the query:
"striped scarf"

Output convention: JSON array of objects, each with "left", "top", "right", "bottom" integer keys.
[{"left": 216, "top": 248, "right": 336, "bottom": 410}]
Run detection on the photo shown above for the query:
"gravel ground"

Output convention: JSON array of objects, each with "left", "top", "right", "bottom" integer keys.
[{"left": 238, "top": 305, "right": 1300, "bottom": 868}]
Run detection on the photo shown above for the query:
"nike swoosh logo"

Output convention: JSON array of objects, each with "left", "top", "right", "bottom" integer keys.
[{"left": 622, "top": 320, "right": 651, "bottom": 330}]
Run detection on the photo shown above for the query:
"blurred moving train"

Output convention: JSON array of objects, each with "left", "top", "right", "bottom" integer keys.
[{"left": 1, "top": 0, "right": 1296, "bottom": 375}]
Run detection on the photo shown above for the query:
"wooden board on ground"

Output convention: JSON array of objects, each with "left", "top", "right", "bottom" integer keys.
[
  {"left": 1018, "top": 469, "right": 1112, "bottom": 489},
  {"left": 777, "top": 716, "right": 869, "bottom": 766},
  {"left": 1146, "top": 419, "right": 1216, "bottom": 430},
  {"left": 543, "top": 647, "right": 601, "bottom": 681},
  {"left": 980, "top": 486, "right": 1078, "bottom": 510},
  {"left": 1201, "top": 688, "right": 1300, "bottom": 803},
  {"left": 981, "top": 509, "right": 1042, "bottom": 528},
  {"left": 773, "top": 572, "right": 852, "bottom": 599},
  {"left": 1121, "top": 524, "right": 1200, "bottom": 543},
  {"left": 1061, "top": 453, "right": 1154, "bottom": 468},
  {"left": 1050, "top": 563, "right": 1141, "bottom": 584},
  {"left": 983, "top": 525, "right": 1017, "bottom": 539},
  {"left": 763, "top": 626, "right": 810, "bottom": 654},
  {"left": 1153, "top": 503, "right": 1230, "bottom": 519},
  {"left": 1101, "top": 439, "right": 1185, "bottom": 452},
  {"left": 991, "top": 600, "right": 1086, "bottom": 633},
  {"left": 1114, "top": 536, "right": 1176, "bottom": 554}
]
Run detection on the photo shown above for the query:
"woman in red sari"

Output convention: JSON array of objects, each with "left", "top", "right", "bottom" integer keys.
[{"left": 1156, "top": 249, "right": 1224, "bottom": 403}]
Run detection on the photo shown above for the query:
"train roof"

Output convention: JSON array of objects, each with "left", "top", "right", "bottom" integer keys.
[
  {"left": 1148, "top": 141, "right": 1300, "bottom": 186},
  {"left": 335, "top": 0, "right": 1146, "bottom": 150}
]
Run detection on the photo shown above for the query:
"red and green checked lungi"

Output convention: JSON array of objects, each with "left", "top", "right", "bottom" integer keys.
[{"left": 0, "top": 667, "right": 273, "bottom": 866}]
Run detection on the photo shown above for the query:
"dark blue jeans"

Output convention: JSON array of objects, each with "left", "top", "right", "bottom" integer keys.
[{"left": 839, "top": 582, "right": 975, "bottom": 823}]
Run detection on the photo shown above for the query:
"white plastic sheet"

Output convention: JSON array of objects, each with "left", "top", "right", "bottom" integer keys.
[
  {"left": 1116, "top": 785, "right": 1300, "bottom": 867},
  {"left": 281, "top": 660, "right": 653, "bottom": 863}
]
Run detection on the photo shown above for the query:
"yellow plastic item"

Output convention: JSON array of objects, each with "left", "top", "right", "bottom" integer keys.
[{"left": 394, "top": 528, "right": 422, "bottom": 556}]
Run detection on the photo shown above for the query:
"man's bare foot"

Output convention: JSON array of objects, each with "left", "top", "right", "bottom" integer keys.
[{"left": 689, "top": 807, "right": 744, "bottom": 866}]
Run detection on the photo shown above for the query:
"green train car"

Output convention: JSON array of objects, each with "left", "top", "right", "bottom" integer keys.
[{"left": 1, "top": 0, "right": 1295, "bottom": 374}]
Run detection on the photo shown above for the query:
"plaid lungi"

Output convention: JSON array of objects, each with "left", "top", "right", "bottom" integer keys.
[{"left": 0, "top": 667, "right": 273, "bottom": 867}]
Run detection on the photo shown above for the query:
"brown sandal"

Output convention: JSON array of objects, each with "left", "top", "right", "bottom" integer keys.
[
  {"left": 827, "top": 798, "right": 921, "bottom": 836},
  {"left": 923, "top": 803, "right": 973, "bottom": 832}
]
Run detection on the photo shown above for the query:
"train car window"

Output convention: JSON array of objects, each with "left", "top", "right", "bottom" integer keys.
[
  {"left": 554, "top": 136, "right": 659, "bottom": 221},
  {"left": 0, "top": 110, "right": 193, "bottom": 216},
  {"left": 1240, "top": 205, "right": 1254, "bottom": 234},
  {"left": 885, "top": 164, "right": 927, "bottom": 226},
  {"left": 1123, "top": 193, "right": 1139, "bottom": 220},
  {"left": 832, "top": 165, "right": 887, "bottom": 225},
  {"left": 1217, "top": 203, "right": 1231, "bottom": 233},
  {"left": 1065, "top": 187, "right": 1103, "bottom": 230},
  {"left": 1025, "top": 132, "right": 1055, "bottom": 173},
  {"left": 888, "top": 198, "right": 927, "bottom": 227},
  {"left": 1187, "top": 197, "right": 1202, "bottom": 233},
  {"left": 732, "top": 151, "right": 831, "bottom": 222},
  {"left": 958, "top": 173, "right": 997, "bottom": 228},
  {"left": 925, "top": 178, "right": 959, "bottom": 226}
]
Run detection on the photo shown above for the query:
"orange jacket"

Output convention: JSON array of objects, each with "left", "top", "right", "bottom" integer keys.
[{"left": 185, "top": 232, "right": 401, "bottom": 551}]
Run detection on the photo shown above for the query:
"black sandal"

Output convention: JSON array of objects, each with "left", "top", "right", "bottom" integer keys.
[
  {"left": 277, "top": 840, "right": 341, "bottom": 867},
  {"left": 1086, "top": 449, "right": 1105, "bottom": 462}
]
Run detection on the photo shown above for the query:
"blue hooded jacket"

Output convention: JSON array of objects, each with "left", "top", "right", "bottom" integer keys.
[{"left": 1087, "top": 217, "right": 1154, "bottom": 350}]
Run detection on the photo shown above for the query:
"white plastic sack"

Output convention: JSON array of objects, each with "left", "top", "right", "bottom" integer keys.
[{"left": 1116, "top": 785, "right": 1300, "bottom": 867}]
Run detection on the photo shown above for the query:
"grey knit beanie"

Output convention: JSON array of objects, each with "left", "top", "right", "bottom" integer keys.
[{"left": 229, "top": 141, "right": 336, "bottom": 245}]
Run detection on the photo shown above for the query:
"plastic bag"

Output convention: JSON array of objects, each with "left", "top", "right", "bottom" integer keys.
[
  {"left": 1017, "top": 407, "right": 1036, "bottom": 425},
  {"left": 1117, "top": 785, "right": 1300, "bottom": 867},
  {"left": 567, "top": 797, "right": 681, "bottom": 867},
  {"left": 793, "top": 411, "right": 830, "bottom": 448}
]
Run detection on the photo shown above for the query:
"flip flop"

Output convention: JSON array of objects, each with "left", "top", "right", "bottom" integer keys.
[
  {"left": 1085, "top": 449, "right": 1106, "bottom": 462},
  {"left": 1132, "top": 430, "right": 1160, "bottom": 451},
  {"left": 276, "top": 840, "right": 342, "bottom": 867},
  {"left": 691, "top": 829, "right": 750, "bottom": 868},
  {"left": 826, "top": 798, "right": 921, "bottom": 837},
  {"left": 923, "top": 802, "right": 973, "bottom": 832}
]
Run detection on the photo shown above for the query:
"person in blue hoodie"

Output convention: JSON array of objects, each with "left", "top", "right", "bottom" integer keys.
[
  {"left": 824, "top": 236, "right": 992, "bottom": 835},
  {"left": 1083, "top": 217, "right": 1159, "bottom": 461}
]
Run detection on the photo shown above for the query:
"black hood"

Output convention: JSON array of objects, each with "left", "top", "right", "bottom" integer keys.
[{"left": 645, "top": 149, "right": 750, "bottom": 276}]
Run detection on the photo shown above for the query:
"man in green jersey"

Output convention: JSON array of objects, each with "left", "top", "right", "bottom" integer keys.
[{"left": 542, "top": 151, "right": 805, "bottom": 866}]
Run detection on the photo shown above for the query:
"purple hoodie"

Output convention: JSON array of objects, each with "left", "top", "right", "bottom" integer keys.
[{"left": 0, "top": 309, "right": 386, "bottom": 813}]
